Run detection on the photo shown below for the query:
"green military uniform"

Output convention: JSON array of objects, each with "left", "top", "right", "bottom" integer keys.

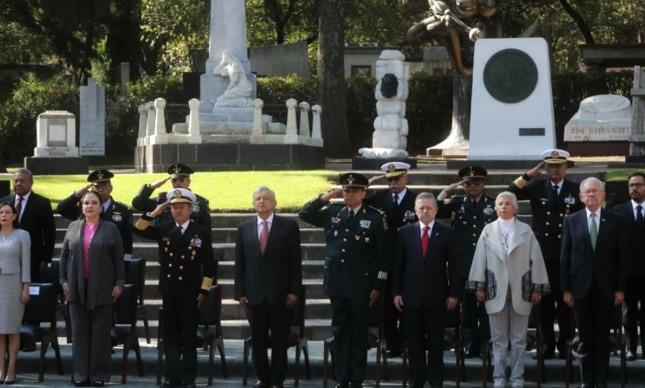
[
  {"left": 299, "top": 173, "right": 388, "bottom": 387},
  {"left": 131, "top": 163, "right": 211, "bottom": 229},
  {"left": 133, "top": 188, "right": 215, "bottom": 387},
  {"left": 56, "top": 169, "right": 133, "bottom": 256}
]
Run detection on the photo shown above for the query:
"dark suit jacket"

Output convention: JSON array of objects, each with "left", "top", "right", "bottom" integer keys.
[
  {"left": 560, "top": 208, "right": 628, "bottom": 300},
  {"left": 365, "top": 188, "right": 417, "bottom": 231},
  {"left": 131, "top": 184, "right": 212, "bottom": 230},
  {"left": 59, "top": 220, "right": 125, "bottom": 309},
  {"left": 612, "top": 201, "right": 645, "bottom": 277},
  {"left": 392, "top": 221, "right": 459, "bottom": 309},
  {"left": 234, "top": 215, "right": 302, "bottom": 306},
  {"left": 1, "top": 191, "right": 55, "bottom": 276}
]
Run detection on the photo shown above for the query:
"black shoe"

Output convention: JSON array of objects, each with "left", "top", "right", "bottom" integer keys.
[
  {"left": 161, "top": 381, "right": 179, "bottom": 388},
  {"left": 73, "top": 380, "right": 90, "bottom": 387},
  {"left": 183, "top": 384, "right": 196, "bottom": 388},
  {"left": 465, "top": 348, "right": 482, "bottom": 358},
  {"left": 350, "top": 383, "right": 363, "bottom": 388},
  {"left": 89, "top": 381, "right": 104, "bottom": 387},
  {"left": 627, "top": 350, "right": 637, "bottom": 361},
  {"left": 3, "top": 381, "right": 13, "bottom": 385},
  {"left": 254, "top": 380, "right": 270, "bottom": 388},
  {"left": 271, "top": 385, "right": 284, "bottom": 388},
  {"left": 334, "top": 384, "right": 350, "bottom": 388}
]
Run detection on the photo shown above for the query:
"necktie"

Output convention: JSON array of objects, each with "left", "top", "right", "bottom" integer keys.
[
  {"left": 552, "top": 184, "right": 559, "bottom": 198},
  {"left": 393, "top": 194, "right": 399, "bottom": 206},
  {"left": 348, "top": 210, "right": 355, "bottom": 222},
  {"left": 421, "top": 225, "right": 430, "bottom": 258},
  {"left": 589, "top": 213, "right": 598, "bottom": 250},
  {"left": 259, "top": 220, "right": 269, "bottom": 254},
  {"left": 15, "top": 196, "right": 23, "bottom": 222},
  {"left": 176, "top": 225, "right": 183, "bottom": 235},
  {"left": 637, "top": 205, "right": 644, "bottom": 225}
]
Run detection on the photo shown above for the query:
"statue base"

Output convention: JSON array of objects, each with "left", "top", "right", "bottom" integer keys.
[
  {"left": 24, "top": 156, "right": 89, "bottom": 175},
  {"left": 134, "top": 143, "right": 324, "bottom": 172}
]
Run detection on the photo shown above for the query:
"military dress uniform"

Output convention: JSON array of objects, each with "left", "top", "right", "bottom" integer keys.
[
  {"left": 438, "top": 167, "right": 496, "bottom": 356},
  {"left": 131, "top": 163, "right": 211, "bottom": 229},
  {"left": 508, "top": 150, "right": 584, "bottom": 356},
  {"left": 133, "top": 188, "right": 216, "bottom": 387},
  {"left": 364, "top": 162, "right": 417, "bottom": 356},
  {"left": 56, "top": 169, "right": 133, "bottom": 256},
  {"left": 299, "top": 173, "right": 389, "bottom": 388}
]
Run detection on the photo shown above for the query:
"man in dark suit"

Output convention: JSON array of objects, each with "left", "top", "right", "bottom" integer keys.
[
  {"left": 1, "top": 168, "right": 55, "bottom": 281},
  {"left": 612, "top": 172, "right": 645, "bottom": 360},
  {"left": 365, "top": 162, "right": 417, "bottom": 358},
  {"left": 393, "top": 192, "right": 459, "bottom": 388},
  {"left": 134, "top": 188, "right": 216, "bottom": 388},
  {"left": 509, "top": 149, "right": 584, "bottom": 358},
  {"left": 437, "top": 165, "right": 496, "bottom": 357},
  {"left": 57, "top": 169, "right": 133, "bottom": 259},
  {"left": 131, "top": 163, "right": 211, "bottom": 229},
  {"left": 299, "top": 172, "right": 388, "bottom": 388},
  {"left": 561, "top": 177, "right": 628, "bottom": 388},
  {"left": 234, "top": 186, "right": 302, "bottom": 388}
]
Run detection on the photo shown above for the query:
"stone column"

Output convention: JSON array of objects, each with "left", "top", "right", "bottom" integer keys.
[
  {"left": 286, "top": 99, "right": 298, "bottom": 137},
  {"left": 137, "top": 104, "right": 148, "bottom": 138},
  {"left": 253, "top": 99, "right": 264, "bottom": 136},
  {"left": 188, "top": 98, "right": 201, "bottom": 136},
  {"left": 630, "top": 66, "right": 645, "bottom": 157},
  {"left": 146, "top": 102, "right": 155, "bottom": 136},
  {"left": 298, "top": 102, "right": 311, "bottom": 136},
  {"left": 154, "top": 98, "right": 166, "bottom": 135},
  {"left": 312, "top": 104, "right": 323, "bottom": 142}
]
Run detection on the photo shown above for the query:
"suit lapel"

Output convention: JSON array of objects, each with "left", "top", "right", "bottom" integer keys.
[
  {"left": 508, "top": 223, "right": 529, "bottom": 255},
  {"left": 596, "top": 209, "right": 609, "bottom": 249},
  {"left": 250, "top": 218, "right": 260, "bottom": 255},
  {"left": 426, "top": 223, "right": 442, "bottom": 260},
  {"left": 264, "top": 215, "right": 279, "bottom": 256}
]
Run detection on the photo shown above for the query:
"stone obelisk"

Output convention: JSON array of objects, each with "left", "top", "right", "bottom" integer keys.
[{"left": 200, "top": 0, "right": 256, "bottom": 113}]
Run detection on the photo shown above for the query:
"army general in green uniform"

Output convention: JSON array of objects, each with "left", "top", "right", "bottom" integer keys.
[{"left": 299, "top": 173, "right": 388, "bottom": 388}]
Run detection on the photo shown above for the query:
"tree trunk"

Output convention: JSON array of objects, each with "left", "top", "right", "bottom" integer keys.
[
  {"left": 558, "top": 0, "right": 594, "bottom": 44},
  {"left": 317, "top": 0, "right": 351, "bottom": 157}
]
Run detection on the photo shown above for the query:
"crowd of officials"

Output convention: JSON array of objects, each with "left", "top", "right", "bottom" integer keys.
[{"left": 0, "top": 149, "right": 642, "bottom": 388}]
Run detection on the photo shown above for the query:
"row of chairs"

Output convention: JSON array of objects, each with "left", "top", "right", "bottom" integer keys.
[{"left": 23, "top": 259, "right": 629, "bottom": 387}]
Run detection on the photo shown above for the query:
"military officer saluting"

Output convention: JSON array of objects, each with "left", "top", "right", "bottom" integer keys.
[
  {"left": 437, "top": 165, "right": 496, "bottom": 357},
  {"left": 132, "top": 162, "right": 211, "bottom": 229},
  {"left": 134, "top": 188, "right": 216, "bottom": 388},
  {"left": 365, "top": 161, "right": 417, "bottom": 358},
  {"left": 508, "top": 148, "right": 584, "bottom": 359},
  {"left": 57, "top": 169, "right": 133, "bottom": 258},
  {"left": 299, "top": 172, "right": 388, "bottom": 388}
]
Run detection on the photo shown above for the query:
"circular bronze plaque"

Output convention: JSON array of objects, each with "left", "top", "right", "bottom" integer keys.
[{"left": 483, "top": 49, "right": 538, "bottom": 104}]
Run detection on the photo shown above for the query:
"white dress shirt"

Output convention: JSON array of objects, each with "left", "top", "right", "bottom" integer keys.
[
  {"left": 176, "top": 219, "right": 190, "bottom": 235},
  {"left": 418, "top": 220, "right": 434, "bottom": 238},
  {"left": 631, "top": 199, "right": 645, "bottom": 220},
  {"left": 257, "top": 213, "right": 274, "bottom": 240}
]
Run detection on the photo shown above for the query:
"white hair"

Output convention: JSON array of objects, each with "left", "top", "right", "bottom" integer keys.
[
  {"left": 579, "top": 177, "right": 605, "bottom": 193},
  {"left": 495, "top": 191, "right": 519, "bottom": 210},
  {"left": 415, "top": 192, "right": 438, "bottom": 207},
  {"left": 253, "top": 186, "right": 276, "bottom": 201}
]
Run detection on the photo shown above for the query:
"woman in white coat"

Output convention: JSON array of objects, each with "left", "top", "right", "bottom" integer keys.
[{"left": 468, "top": 191, "right": 549, "bottom": 388}]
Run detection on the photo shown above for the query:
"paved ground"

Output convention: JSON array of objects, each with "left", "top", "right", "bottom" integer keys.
[{"left": 8, "top": 339, "right": 645, "bottom": 387}]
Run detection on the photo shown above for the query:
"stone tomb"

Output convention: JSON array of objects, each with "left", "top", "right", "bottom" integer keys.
[
  {"left": 564, "top": 94, "right": 632, "bottom": 156},
  {"left": 468, "top": 38, "right": 556, "bottom": 161},
  {"left": 25, "top": 110, "right": 88, "bottom": 174}
]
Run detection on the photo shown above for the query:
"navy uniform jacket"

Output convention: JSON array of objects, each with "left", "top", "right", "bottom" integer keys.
[
  {"left": 560, "top": 209, "right": 627, "bottom": 300},
  {"left": 509, "top": 177, "right": 583, "bottom": 262},
  {"left": 365, "top": 189, "right": 417, "bottom": 231},
  {"left": 299, "top": 197, "right": 389, "bottom": 299},
  {"left": 57, "top": 193, "right": 133, "bottom": 255},
  {"left": 134, "top": 216, "right": 216, "bottom": 297},
  {"left": 437, "top": 194, "right": 496, "bottom": 279},
  {"left": 131, "top": 184, "right": 212, "bottom": 229}
]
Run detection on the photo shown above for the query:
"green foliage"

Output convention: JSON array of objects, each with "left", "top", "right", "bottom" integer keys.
[{"left": 0, "top": 75, "right": 77, "bottom": 164}]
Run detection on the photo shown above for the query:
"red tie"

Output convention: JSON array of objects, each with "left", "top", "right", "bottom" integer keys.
[
  {"left": 15, "top": 196, "right": 23, "bottom": 222},
  {"left": 259, "top": 221, "right": 269, "bottom": 254},
  {"left": 421, "top": 225, "right": 430, "bottom": 258}
]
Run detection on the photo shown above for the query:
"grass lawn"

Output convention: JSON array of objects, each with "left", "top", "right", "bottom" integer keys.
[
  {"left": 605, "top": 168, "right": 645, "bottom": 181},
  {"left": 0, "top": 171, "right": 338, "bottom": 212}
]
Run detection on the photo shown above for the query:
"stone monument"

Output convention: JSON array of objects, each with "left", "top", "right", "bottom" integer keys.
[
  {"left": 133, "top": 0, "right": 324, "bottom": 171},
  {"left": 564, "top": 94, "right": 632, "bottom": 156},
  {"left": 464, "top": 38, "right": 556, "bottom": 166},
  {"left": 79, "top": 78, "right": 106, "bottom": 156},
  {"left": 25, "top": 111, "right": 88, "bottom": 174},
  {"left": 354, "top": 50, "right": 416, "bottom": 169}
]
